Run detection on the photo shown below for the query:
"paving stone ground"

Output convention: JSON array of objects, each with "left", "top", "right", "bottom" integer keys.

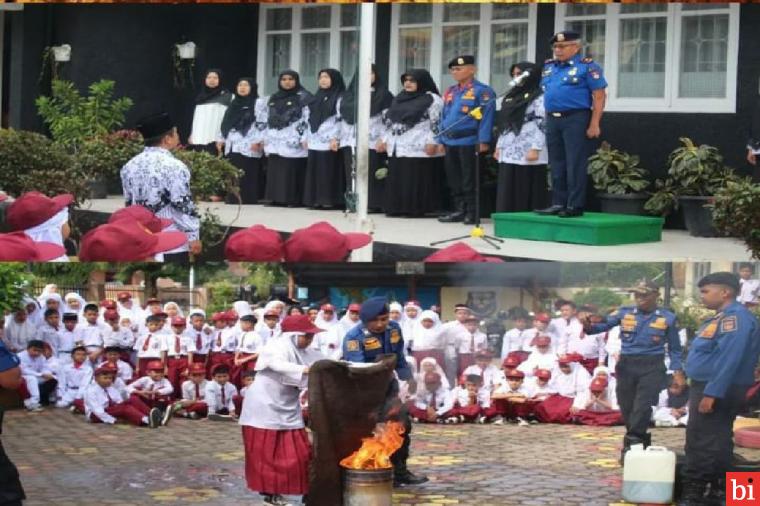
[{"left": 5, "top": 408, "right": 760, "bottom": 505}]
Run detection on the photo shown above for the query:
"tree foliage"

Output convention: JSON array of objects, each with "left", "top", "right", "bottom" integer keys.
[{"left": 0, "top": 264, "right": 34, "bottom": 313}]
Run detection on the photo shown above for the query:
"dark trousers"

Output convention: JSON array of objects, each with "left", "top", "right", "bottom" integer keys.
[
  {"left": 684, "top": 381, "right": 747, "bottom": 482},
  {"left": 616, "top": 354, "right": 666, "bottom": 443},
  {"left": 39, "top": 378, "right": 57, "bottom": 406},
  {"left": 546, "top": 110, "right": 591, "bottom": 209},
  {"left": 381, "top": 380, "right": 412, "bottom": 472},
  {"left": 443, "top": 145, "right": 477, "bottom": 211},
  {"left": 164, "top": 251, "right": 190, "bottom": 264},
  {"left": 0, "top": 408, "right": 26, "bottom": 505}
]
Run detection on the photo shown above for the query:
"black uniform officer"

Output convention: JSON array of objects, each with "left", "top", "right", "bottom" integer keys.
[
  {"left": 536, "top": 31, "right": 607, "bottom": 218},
  {"left": 679, "top": 272, "right": 760, "bottom": 506},
  {"left": 342, "top": 297, "right": 428, "bottom": 487},
  {"left": 0, "top": 337, "right": 26, "bottom": 506},
  {"left": 586, "top": 279, "right": 684, "bottom": 462}
]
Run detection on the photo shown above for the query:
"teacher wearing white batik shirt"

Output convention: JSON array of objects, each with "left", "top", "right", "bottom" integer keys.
[
  {"left": 121, "top": 112, "right": 201, "bottom": 263},
  {"left": 189, "top": 69, "right": 232, "bottom": 156}
]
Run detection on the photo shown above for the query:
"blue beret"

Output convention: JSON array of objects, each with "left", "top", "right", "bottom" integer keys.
[
  {"left": 698, "top": 272, "right": 740, "bottom": 294},
  {"left": 360, "top": 296, "right": 389, "bottom": 324}
]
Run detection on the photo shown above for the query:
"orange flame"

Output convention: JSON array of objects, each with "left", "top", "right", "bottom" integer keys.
[{"left": 339, "top": 421, "right": 405, "bottom": 470}]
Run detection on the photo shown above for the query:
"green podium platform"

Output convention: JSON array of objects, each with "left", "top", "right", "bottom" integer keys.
[{"left": 491, "top": 212, "right": 664, "bottom": 246}]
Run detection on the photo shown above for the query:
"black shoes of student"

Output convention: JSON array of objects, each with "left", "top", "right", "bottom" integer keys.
[
  {"left": 393, "top": 469, "right": 429, "bottom": 487},
  {"left": 534, "top": 205, "right": 565, "bottom": 215},
  {"left": 148, "top": 408, "right": 162, "bottom": 429},
  {"left": 559, "top": 207, "right": 584, "bottom": 218}
]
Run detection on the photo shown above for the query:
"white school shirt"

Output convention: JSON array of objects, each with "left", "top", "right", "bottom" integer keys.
[
  {"left": 457, "top": 330, "right": 488, "bottom": 354},
  {"left": 181, "top": 379, "right": 208, "bottom": 401},
  {"left": 37, "top": 325, "right": 61, "bottom": 355},
  {"left": 561, "top": 331, "right": 607, "bottom": 362},
  {"left": 462, "top": 364, "right": 501, "bottom": 391},
  {"left": 549, "top": 317, "right": 583, "bottom": 352},
  {"left": 78, "top": 321, "right": 108, "bottom": 349},
  {"left": 3, "top": 318, "right": 38, "bottom": 352},
  {"left": 551, "top": 365, "right": 591, "bottom": 398},
  {"left": 183, "top": 327, "right": 212, "bottom": 355},
  {"left": 56, "top": 361, "right": 92, "bottom": 400},
  {"left": 738, "top": 278, "right": 760, "bottom": 304},
  {"left": 493, "top": 381, "right": 534, "bottom": 398},
  {"left": 96, "top": 359, "right": 134, "bottom": 384},
  {"left": 59, "top": 327, "right": 83, "bottom": 354},
  {"left": 84, "top": 383, "right": 126, "bottom": 424},
  {"left": 126, "top": 376, "right": 174, "bottom": 397},
  {"left": 103, "top": 326, "right": 135, "bottom": 349},
  {"left": 237, "top": 331, "right": 264, "bottom": 355},
  {"left": 605, "top": 327, "right": 622, "bottom": 373},
  {"left": 500, "top": 328, "right": 534, "bottom": 358},
  {"left": 530, "top": 379, "right": 557, "bottom": 398},
  {"left": 451, "top": 386, "right": 491, "bottom": 408},
  {"left": 414, "top": 386, "right": 454, "bottom": 416},
  {"left": 516, "top": 351, "right": 559, "bottom": 377},
  {"left": 572, "top": 388, "right": 619, "bottom": 411},
  {"left": 134, "top": 333, "right": 167, "bottom": 359},
  {"left": 210, "top": 327, "right": 239, "bottom": 353},
  {"left": 18, "top": 351, "right": 52, "bottom": 377},
  {"left": 240, "top": 385, "right": 251, "bottom": 398},
  {"left": 205, "top": 381, "right": 238, "bottom": 414},
  {"left": 164, "top": 332, "right": 197, "bottom": 358}
]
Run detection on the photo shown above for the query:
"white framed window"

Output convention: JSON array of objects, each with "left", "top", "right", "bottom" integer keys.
[
  {"left": 388, "top": 3, "right": 537, "bottom": 95},
  {"left": 555, "top": 3, "right": 739, "bottom": 113},
  {"left": 257, "top": 4, "right": 367, "bottom": 95}
]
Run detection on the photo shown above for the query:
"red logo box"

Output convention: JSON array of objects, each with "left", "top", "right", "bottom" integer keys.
[{"left": 727, "top": 472, "right": 760, "bottom": 505}]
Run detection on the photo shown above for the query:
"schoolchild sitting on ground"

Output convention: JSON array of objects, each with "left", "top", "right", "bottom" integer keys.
[
  {"left": 206, "top": 364, "right": 238, "bottom": 421},
  {"left": 530, "top": 369, "right": 556, "bottom": 402},
  {"left": 84, "top": 363, "right": 162, "bottom": 428},
  {"left": 18, "top": 340, "right": 57, "bottom": 411},
  {"left": 462, "top": 350, "right": 501, "bottom": 393},
  {"left": 570, "top": 377, "right": 623, "bottom": 426},
  {"left": 652, "top": 376, "right": 689, "bottom": 427},
  {"left": 234, "top": 370, "right": 255, "bottom": 415},
  {"left": 79, "top": 303, "right": 107, "bottom": 362},
  {"left": 534, "top": 357, "right": 591, "bottom": 424},
  {"left": 448, "top": 374, "right": 491, "bottom": 423},
  {"left": 165, "top": 316, "right": 196, "bottom": 396},
  {"left": 133, "top": 315, "right": 167, "bottom": 378},
  {"left": 490, "top": 370, "right": 535, "bottom": 426},
  {"left": 517, "top": 335, "right": 558, "bottom": 377},
  {"left": 408, "top": 372, "right": 454, "bottom": 423},
  {"left": 55, "top": 346, "right": 91, "bottom": 408},
  {"left": 101, "top": 346, "right": 134, "bottom": 384},
  {"left": 125, "top": 360, "right": 174, "bottom": 425},
  {"left": 102, "top": 309, "right": 135, "bottom": 365},
  {"left": 415, "top": 356, "right": 450, "bottom": 390},
  {"left": 170, "top": 363, "right": 209, "bottom": 419}
]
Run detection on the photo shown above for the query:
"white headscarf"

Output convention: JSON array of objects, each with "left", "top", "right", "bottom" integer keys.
[
  {"left": 337, "top": 311, "right": 361, "bottom": 333},
  {"left": 401, "top": 301, "right": 422, "bottom": 338},
  {"left": 411, "top": 310, "right": 442, "bottom": 350},
  {"left": 263, "top": 301, "right": 286, "bottom": 322},
  {"left": 163, "top": 301, "right": 184, "bottom": 318},
  {"left": 415, "top": 356, "right": 450, "bottom": 391},
  {"left": 591, "top": 365, "right": 616, "bottom": 394},
  {"left": 314, "top": 307, "right": 339, "bottom": 329},
  {"left": 22, "top": 296, "right": 43, "bottom": 327},
  {"left": 3, "top": 309, "right": 37, "bottom": 350},
  {"left": 253, "top": 308, "right": 281, "bottom": 345},
  {"left": 64, "top": 292, "right": 86, "bottom": 317},
  {"left": 25, "top": 208, "right": 70, "bottom": 262},
  {"left": 233, "top": 300, "right": 252, "bottom": 317},
  {"left": 38, "top": 293, "right": 64, "bottom": 320},
  {"left": 552, "top": 362, "right": 591, "bottom": 397},
  {"left": 389, "top": 302, "right": 403, "bottom": 321}
]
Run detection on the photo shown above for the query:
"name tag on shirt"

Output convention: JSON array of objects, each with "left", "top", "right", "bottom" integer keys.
[
  {"left": 622, "top": 314, "right": 637, "bottom": 332},
  {"left": 649, "top": 318, "right": 668, "bottom": 330},
  {"left": 364, "top": 337, "right": 382, "bottom": 351}
]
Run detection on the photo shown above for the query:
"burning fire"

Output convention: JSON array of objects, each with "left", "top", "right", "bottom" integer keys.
[{"left": 340, "top": 421, "right": 405, "bottom": 470}]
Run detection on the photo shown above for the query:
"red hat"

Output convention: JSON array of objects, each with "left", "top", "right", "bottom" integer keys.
[
  {"left": 211, "top": 312, "right": 226, "bottom": 322},
  {"left": 321, "top": 304, "right": 335, "bottom": 312},
  {"left": 348, "top": 303, "right": 361, "bottom": 312},
  {"left": 117, "top": 291, "right": 132, "bottom": 301},
  {"left": 424, "top": 242, "right": 505, "bottom": 263},
  {"left": 171, "top": 316, "right": 186, "bottom": 327},
  {"left": 79, "top": 221, "right": 187, "bottom": 262},
  {"left": 281, "top": 314, "right": 324, "bottom": 334},
  {"left": 146, "top": 360, "right": 164, "bottom": 372},
  {"left": 109, "top": 205, "right": 173, "bottom": 233},
  {"left": 475, "top": 349, "right": 492, "bottom": 360},
  {"left": 506, "top": 370, "right": 525, "bottom": 380},
  {"left": 103, "top": 309, "right": 119, "bottom": 322},
  {"left": 100, "top": 300, "right": 117, "bottom": 310},
  {"left": 534, "top": 313, "right": 551, "bottom": 324},
  {"left": 535, "top": 335, "right": 552, "bottom": 347},
  {"left": 590, "top": 377, "right": 608, "bottom": 392},
  {"left": 189, "top": 363, "right": 206, "bottom": 375},
  {"left": 0, "top": 232, "right": 66, "bottom": 262},
  {"left": 94, "top": 363, "right": 118, "bottom": 376},
  {"left": 6, "top": 191, "right": 74, "bottom": 231},
  {"left": 145, "top": 298, "right": 162, "bottom": 305},
  {"left": 535, "top": 369, "right": 552, "bottom": 380},
  {"left": 424, "top": 372, "right": 442, "bottom": 384},
  {"left": 502, "top": 355, "right": 520, "bottom": 368},
  {"left": 225, "top": 225, "right": 283, "bottom": 262},
  {"left": 0, "top": 192, "right": 7, "bottom": 202},
  {"left": 224, "top": 310, "right": 238, "bottom": 321},
  {"left": 283, "top": 221, "right": 372, "bottom": 262}
]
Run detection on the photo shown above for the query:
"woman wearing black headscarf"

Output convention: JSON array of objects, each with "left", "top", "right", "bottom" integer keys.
[
  {"left": 221, "top": 77, "right": 267, "bottom": 205},
  {"left": 339, "top": 65, "right": 394, "bottom": 213},
  {"left": 378, "top": 69, "right": 444, "bottom": 217},
  {"left": 262, "top": 70, "right": 313, "bottom": 207},
  {"left": 493, "top": 61, "right": 549, "bottom": 213},
  {"left": 303, "top": 69, "right": 346, "bottom": 209},
  {"left": 748, "top": 96, "right": 760, "bottom": 180},
  {"left": 189, "top": 69, "right": 233, "bottom": 155}
]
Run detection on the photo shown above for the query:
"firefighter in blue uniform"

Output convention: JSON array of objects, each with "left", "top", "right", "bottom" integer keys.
[
  {"left": 342, "top": 297, "right": 428, "bottom": 488},
  {"left": 585, "top": 279, "right": 684, "bottom": 462},
  {"left": 0, "top": 336, "right": 25, "bottom": 504},
  {"left": 438, "top": 55, "right": 496, "bottom": 225},
  {"left": 679, "top": 272, "right": 760, "bottom": 506},
  {"left": 536, "top": 31, "right": 607, "bottom": 218}
]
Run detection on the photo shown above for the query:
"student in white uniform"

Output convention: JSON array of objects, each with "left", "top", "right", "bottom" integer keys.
[
  {"left": 548, "top": 300, "right": 583, "bottom": 355},
  {"left": 415, "top": 357, "right": 451, "bottom": 391},
  {"left": 234, "top": 315, "right": 263, "bottom": 387},
  {"left": 18, "top": 340, "right": 57, "bottom": 411},
  {"left": 84, "top": 363, "right": 162, "bottom": 428},
  {"left": 78, "top": 304, "right": 108, "bottom": 362},
  {"left": 559, "top": 304, "right": 606, "bottom": 375},
  {"left": 438, "top": 304, "right": 471, "bottom": 383},
  {"left": 133, "top": 315, "right": 168, "bottom": 378},
  {"left": 652, "top": 377, "right": 689, "bottom": 427},
  {"left": 490, "top": 370, "right": 535, "bottom": 425},
  {"left": 529, "top": 369, "right": 556, "bottom": 401},
  {"left": 185, "top": 309, "right": 212, "bottom": 370},
  {"left": 3, "top": 308, "right": 37, "bottom": 353},
  {"left": 64, "top": 292, "right": 87, "bottom": 319},
  {"left": 101, "top": 346, "right": 134, "bottom": 384},
  {"left": 37, "top": 309, "right": 62, "bottom": 356},
  {"left": 164, "top": 317, "right": 197, "bottom": 396},
  {"left": 410, "top": 310, "right": 446, "bottom": 375},
  {"left": 500, "top": 313, "right": 534, "bottom": 360},
  {"left": 570, "top": 377, "right": 623, "bottom": 426},
  {"left": 457, "top": 315, "right": 488, "bottom": 377},
  {"left": 206, "top": 364, "right": 238, "bottom": 420},
  {"left": 738, "top": 263, "right": 760, "bottom": 308},
  {"left": 102, "top": 309, "right": 135, "bottom": 361},
  {"left": 209, "top": 312, "right": 238, "bottom": 376},
  {"left": 400, "top": 300, "right": 423, "bottom": 344},
  {"left": 311, "top": 304, "right": 340, "bottom": 358},
  {"left": 189, "top": 69, "right": 231, "bottom": 155},
  {"left": 517, "top": 335, "right": 559, "bottom": 378},
  {"left": 449, "top": 373, "right": 491, "bottom": 423},
  {"left": 463, "top": 350, "right": 501, "bottom": 393},
  {"left": 126, "top": 360, "right": 174, "bottom": 424},
  {"left": 407, "top": 372, "right": 454, "bottom": 423},
  {"left": 171, "top": 362, "right": 209, "bottom": 419},
  {"left": 534, "top": 357, "right": 591, "bottom": 424},
  {"left": 58, "top": 313, "right": 83, "bottom": 364},
  {"left": 55, "top": 346, "right": 92, "bottom": 408}
]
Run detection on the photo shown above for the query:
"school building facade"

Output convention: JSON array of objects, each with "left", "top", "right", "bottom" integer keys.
[{"left": 2, "top": 2, "right": 759, "bottom": 176}]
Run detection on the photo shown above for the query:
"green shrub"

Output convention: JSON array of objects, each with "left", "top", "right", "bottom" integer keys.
[
  {"left": 174, "top": 149, "right": 242, "bottom": 201},
  {"left": 76, "top": 129, "right": 144, "bottom": 180},
  {"left": 588, "top": 142, "right": 650, "bottom": 195},
  {"left": 712, "top": 178, "right": 760, "bottom": 260}
]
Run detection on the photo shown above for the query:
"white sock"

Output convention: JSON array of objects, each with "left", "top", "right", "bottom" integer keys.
[{"left": 142, "top": 416, "right": 149, "bottom": 424}]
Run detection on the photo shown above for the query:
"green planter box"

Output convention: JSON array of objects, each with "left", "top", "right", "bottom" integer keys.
[{"left": 491, "top": 212, "right": 664, "bottom": 246}]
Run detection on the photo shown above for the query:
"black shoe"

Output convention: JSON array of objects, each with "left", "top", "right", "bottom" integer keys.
[
  {"left": 438, "top": 211, "right": 465, "bottom": 223},
  {"left": 534, "top": 205, "right": 565, "bottom": 215},
  {"left": 393, "top": 470, "right": 429, "bottom": 487},
  {"left": 677, "top": 479, "right": 710, "bottom": 506},
  {"left": 463, "top": 214, "right": 477, "bottom": 225},
  {"left": 148, "top": 408, "right": 162, "bottom": 429},
  {"left": 559, "top": 208, "right": 584, "bottom": 218}
]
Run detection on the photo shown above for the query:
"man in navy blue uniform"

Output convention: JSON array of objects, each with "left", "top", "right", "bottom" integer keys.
[
  {"left": 438, "top": 55, "right": 496, "bottom": 224},
  {"left": 679, "top": 273, "right": 760, "bottom": 506},
  {"left": 536, "top": 31, "right": 607, "bottom": 218},
  {"left": 342, "top": 297, "right": 428, "bottom": 487},
  {"left": 585, "top": 279, "right": 684, "bottom": 462},
  {"left": 0, "top": 322, "right": 25, "bottom": 505}
]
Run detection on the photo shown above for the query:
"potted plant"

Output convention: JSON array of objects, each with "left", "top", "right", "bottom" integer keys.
[
  {"left": 587, "top": 142, "right": 651, "bottom": 215},
  {"left": 712, "top": 178, "right": 760, "bottom": 259}
]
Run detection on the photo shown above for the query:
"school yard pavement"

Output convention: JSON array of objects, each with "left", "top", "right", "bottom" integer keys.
[{"left": 5, "top": 407, "right": 760, "bottom": 506}]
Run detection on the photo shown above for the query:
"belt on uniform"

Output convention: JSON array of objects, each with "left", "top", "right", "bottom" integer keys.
[
  {"left": 443, "top": 129, "right": 478, "bottom": 139},
  {"left": 548, "top": 109, "right": 589, "bottom": 118}
]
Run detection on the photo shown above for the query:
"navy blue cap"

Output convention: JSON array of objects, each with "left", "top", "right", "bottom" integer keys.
[
  {"left": 698, "top": 272, "right": 741, "bottom": 294},
  {"left": 360, "top": 296, "right": 389, "bottom": 324},
  {"left": 550, "top": 31, "right": 581, "bottom": 44}
]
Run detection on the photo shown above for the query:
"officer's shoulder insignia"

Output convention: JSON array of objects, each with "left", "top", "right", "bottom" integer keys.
[
  {"left": 481, "top": 92, "right": 491, "bottom": 102},
  {"left": 700, "top": 321, "right": 718, "bottom": 339},
  {"left": 390, "top": 329, "right": 401, "bottom": 344},
  {"left": 720, "top": 315, "right": 738, "bottom": 333},
  {"left": 346, "top": 340, "right": 360, "bottom": 352},
  {"left": 609, "top": 310, "right": 619, "bottom": 317},
  {"left": 544, "top": 58, "right": 554, "bottom": 64},
  {"left": 582, "top": 57, "right": 594, "bottom": 63}
]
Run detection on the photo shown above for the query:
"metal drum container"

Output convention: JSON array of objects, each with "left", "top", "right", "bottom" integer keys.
[{"left": 342, "top": 467, "right": 393, "bottom": 506}]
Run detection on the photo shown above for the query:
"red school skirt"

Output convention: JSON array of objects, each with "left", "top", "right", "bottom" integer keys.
[{"left": 242, "top": 425, "right": 311, "bottom": 496}]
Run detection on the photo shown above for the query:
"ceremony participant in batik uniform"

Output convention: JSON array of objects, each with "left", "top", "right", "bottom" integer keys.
[
  {"left": 18, "top": 340, "right": 57, "bottom": 411},
  {"left": 500, "top": 312, "right": 533, "bottom": 361},
  {"left": 240, "top": 315, "right": 324, "bottom": 505},
  {"left": 102, "top": 310, "right": 134, "bottom": 365},
  {"left": 133, "top": 315, "right": 167, "bottom": 378},
  {"left": 548, "top": 300, "right": 583, "bottom": 354},
  {"left": 529, "top": 369, "right": 556, "bottom": 401},
  {"left": 186, "top": 309, "right": 212, "bottom": 369},
  {"left": 457, "top": 314, "right": 488, "bottom": 376},
  {"left": 126, "top": 360, "right": 174, "bottom": 425},
  {"left": 339, "top": 64, "right": 394, "bottom": 212},
  {"left": 222, "top": 77, "right": 267, "bottom": 204},
  {"left": 652, "top": 376, "right": 690, "bottom": 427},
  {"left": 263, "top": 70, "right": 313, "bottom": 207},
  {"left": 379, "top": 69, "right": 444, "bottom": 217},
  {"left": 5, "top": 191, "right": 73, "bottom": 262},
  {"left": 304, "top": 68, "right": 346, "bottom": 209},
  {"left": 490, "top": 370, "right": 535, "bottom": 426},
  {"left": 121, "top": 112, "right": 201, "bottom": 262},
  {"left": 3, "top": 308, "right": 37, "bottom": 353},
  {"left": 58, "top": 313, "right": 83, "bottom": 364},
  {"left": 534, "top": 357, "right": 591, "bottom": 423},
  {"left": 408, "top": 372, "right": 454, "bottom": 423},
  {"left": 189, "top": 69, "right": 231, "bottom": 155},
  {"left": 737, "top": 263, "right": 760, "bottom": 308},
  {"left": 517, "top": 335, "right": 559, "bottom": 378},
  {"left": 171, "top": 363, "right": 209, "bottom": 420},
  {"left": 449, "top": 374, "right": 491, "bottom": 423},
  {"left": 101, "top": 346, "right": 134, "bottom": 384},
  {"left": 415, "top": 357, "right": 450, "bottom": 391},
  {"left": 37, "top": 309, "right": 61, "bottom": 357},
  {"left": 164, "top": 316, "right": 196, "bottom": 396},
  {"left": 55, "top": 346, "right": 91, "bottom": 408},
  {"left": 463, "top": 350, "right": 501, "bottom": 393},
  {"left": 209, "top": 312, "right": 237, "bottom": 377},
  {"left": 494, "top": 61, "right": 549, "bottom": 213},
  {"left": 84, "top": 363, "right": 161, "bottom": 428},
  {"left": 560, "top": 304, "right": 606, "bottom": 374},
  {"left": 206, "top": 364, "right": 238, "bottom": 421},
  {"left": 570, "top": 377, "right": 623, "bottom": 426},
  {"left": 234, "top": 315, "right": 262, "bottom": 388}
]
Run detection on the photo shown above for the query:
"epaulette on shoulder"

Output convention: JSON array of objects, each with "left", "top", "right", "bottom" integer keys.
[
  {"left": 544, "top": 58, "right": 555, "bottom": 64},
  {"left": 581, "top": 57, "right": 594, "bottom": 64}
]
